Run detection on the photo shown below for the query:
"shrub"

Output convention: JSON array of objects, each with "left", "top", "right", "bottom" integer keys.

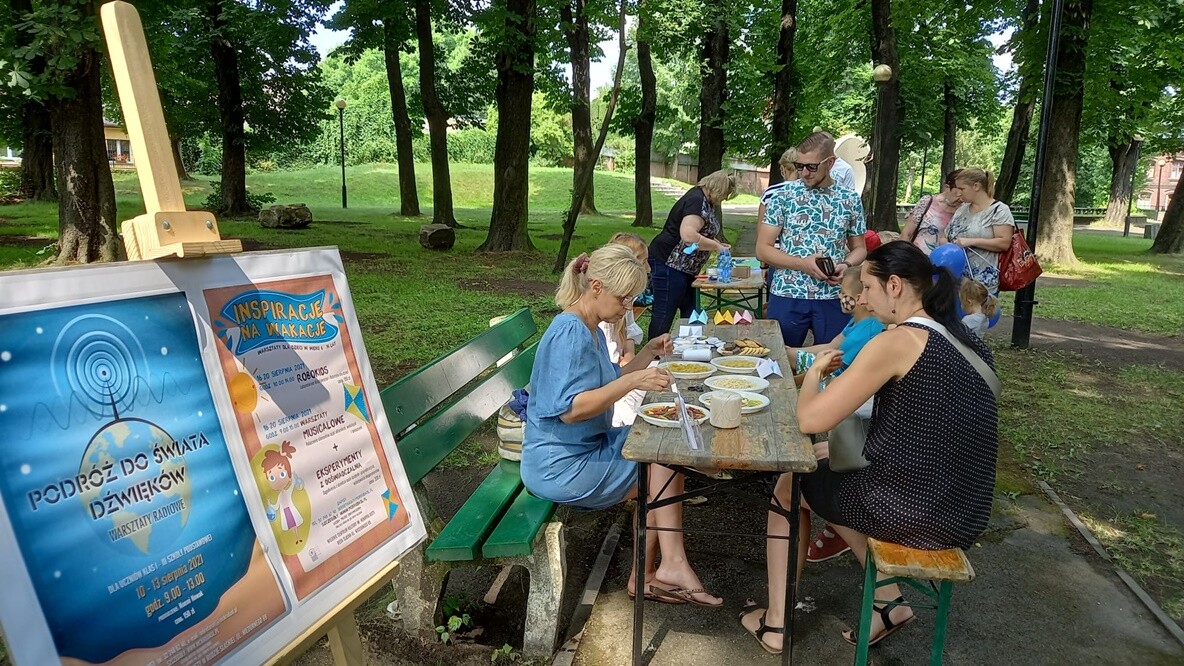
[{"left": 201, "top": 182, "right": 277, "bottom": 213}]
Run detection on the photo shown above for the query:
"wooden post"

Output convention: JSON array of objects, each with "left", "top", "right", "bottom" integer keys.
[{"left": 100, "top": 1, "right": 241, "bottom": 260}]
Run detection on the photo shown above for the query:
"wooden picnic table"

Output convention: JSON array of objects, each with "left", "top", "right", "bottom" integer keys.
[
  {"left": 692, "top": 270, "right": 767, "bottom": 313},
  {"left": 622, "top": 318, "right": 816, "bottom": 665}
]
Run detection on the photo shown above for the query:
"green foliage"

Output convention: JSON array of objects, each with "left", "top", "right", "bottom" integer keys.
[
  {"left": 201, "top": 183, "right": 276, "bottom": 212},
  {"left": 491, "top": 644, "right": 521, "bottom": 663},
  {"left": 0, "top": 167, "right": 20, "bottom": 199}
]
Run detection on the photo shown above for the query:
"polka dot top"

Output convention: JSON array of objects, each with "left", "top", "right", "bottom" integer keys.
[{"left": 837, "top": 322, "right": 999, "bottom": 550}]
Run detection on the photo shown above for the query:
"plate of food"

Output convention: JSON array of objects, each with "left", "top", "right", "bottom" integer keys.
[
  {"left": 658, "top": 361, "right": 716, "bottom": 380},
  {"left": 710, "top": 357, "right": 760, "bottom": 374},
  {"left": 638, "top": 402, "right": 710, "bottom": 428},
  {"left": 704, "top": 374, "right": 770, "bottom": 394},
  {"left": 698, "top": 391, "right": 770, "bottom": 414},
  {"left": 718, "top": 338, "right": 770, "bottom": 357}
]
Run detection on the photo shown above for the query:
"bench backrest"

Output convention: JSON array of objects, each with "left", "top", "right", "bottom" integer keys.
[{"left": 381, "top": 308, "right": 538, "bottom": 485}]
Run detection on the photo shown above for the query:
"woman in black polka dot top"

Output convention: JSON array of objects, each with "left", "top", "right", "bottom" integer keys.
[{"left": 741, "top": 241, "right": 999, "bottom": 654}]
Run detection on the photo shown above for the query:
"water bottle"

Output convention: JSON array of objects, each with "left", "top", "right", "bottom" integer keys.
[{"left": 717, "top": 249, "right": 733, "bottom": 283}]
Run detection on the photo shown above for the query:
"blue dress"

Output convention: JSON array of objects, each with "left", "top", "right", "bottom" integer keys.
[{"left": 521, "top": 313, "right": 638, "bottom": 509}]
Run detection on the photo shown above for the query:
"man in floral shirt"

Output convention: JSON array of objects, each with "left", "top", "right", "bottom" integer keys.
[{"left": 756, "top": 132, "right": 867, "bottom": 347}]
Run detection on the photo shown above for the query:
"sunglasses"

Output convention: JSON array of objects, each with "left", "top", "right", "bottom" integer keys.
[{"left": 792, "top": 157, "right": 834, "bottom": 173}]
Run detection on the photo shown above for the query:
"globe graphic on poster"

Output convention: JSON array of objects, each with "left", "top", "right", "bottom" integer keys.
[{"left": 79, "top": 418, "right": 191, "bottom": 556}]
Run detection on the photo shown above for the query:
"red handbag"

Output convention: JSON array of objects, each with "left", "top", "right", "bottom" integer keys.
[{"left": 998, "top": 229, "right": 1042, "bottom": 291}]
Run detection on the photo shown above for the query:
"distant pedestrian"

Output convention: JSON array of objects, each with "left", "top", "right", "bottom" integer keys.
[{"left": 901, "top": 169, "right": 963, "bottom": 255}]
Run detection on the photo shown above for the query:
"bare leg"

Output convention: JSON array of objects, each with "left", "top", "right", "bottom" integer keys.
[
  {"left": 647, "top": 464, "right": 722, "bottom": 605},
  {"left": 625, "top": 488, "right": 660, "bottom": 597},
  {"left": 828, "top": 523, "right": 913, "bottom": 638},
  {"left": 741, "top": 472, "right": 808, "bottom": 652}
]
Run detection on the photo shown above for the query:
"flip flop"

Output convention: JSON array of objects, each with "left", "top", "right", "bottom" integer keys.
[
  {"left": 841, "top": 596, "right": 915, "bottom": 647},
  {"left": 627, "top": 582, "right": 687, "bottom": 605},
  {"left": 738, "top": 602, "right": 783, "bottom": 655},
  {"left": 647, "top": 584, "right": 723, "bottom": 608}
]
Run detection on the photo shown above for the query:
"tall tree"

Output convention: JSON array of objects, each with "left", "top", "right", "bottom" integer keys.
[
  {"left": 866, "top": 0, "right": 903, "bottom": 232},
  {"left": 11, "top": 0, "right": 55, "bottom": 201},
  {"left": 995, "top": 0, "right": 1041, "bottom": 205},
  {"left": 1103, "top": 138, "right": 1140, "bottom": 226},
  {"left": 205, "top": 0, "right": 250, "bottom": 216},
  {"left": 413, "top": 0, "right": 457, "bottom": 227},
  {"left": 560, "top": 0, "right": 598, "bottom": 215},
  {"left": 697, "top": 4, "right": 728, "bottom": 177},
  {"left": 767, "top": 0, "right": 797, "bottom": 186},
  {"left": 631, "top": 1, "right": 657, "bottom": 227},
  {"left": 1150, "top": 169, "right": 1184, "bottom": 253},
  {"left": 1035, "top": 0, "right": 1093, "bottom": 266},
  {"left": 940, "top": 81, "right": 956, "bottom": 177},
  {"left": 480, "top": 0, "right": 536, "bottom": 251}
]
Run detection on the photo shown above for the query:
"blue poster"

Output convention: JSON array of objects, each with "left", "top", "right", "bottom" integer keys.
[{"left": 0, "top": 293, "right": 286, "bottom": 664}]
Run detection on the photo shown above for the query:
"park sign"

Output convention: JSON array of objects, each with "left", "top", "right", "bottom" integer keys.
[{"left": 0, "top": 248, "right": 426, "bottom": 665}]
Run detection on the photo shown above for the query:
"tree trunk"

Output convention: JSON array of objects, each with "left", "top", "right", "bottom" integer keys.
[
  {"left": 995, "top": 0, "right": 1040, "bottom": 205},
  {"left": 1150, "top": 170, "right": 1184, "bottom": 254},
  {"left": 207, "top": 0, "right": 251, "bottom": 216},
  {"left": 384, "top": 21, "right": 421, "bottom": 217},
  {"left": 170, "top": 134, "right": 190, "bottom": 181},
  {"left": 1103, "top": 138, "right": 1140, "bottom": 226},
  {"left": 941, "top": 81, "right": 957, "bottom": 179},
  {"left": 480, "top": 0, "right": 536, "bottom": 252},
  {"left": 414, "top": 0, "right": 456, "bottom": 227},
  {"left": 51, "top": 43, "right": 117, "bottom": 264},
  {"left": 767, "top": 0, "right": 797, "bottom": 186},
  {"left": 1035, "top": 0, "right": 1093, "bottom": 266},
  {"left": 562, "top": 0, "right": 598, "bottom": 215},
  {"left": 697, "top": 10, "right": 728, "bottom": 177},
  {"left": 867, "top": 0, "right": 903, "bottom": 232},
  {"left": 20, "top": 101, "right": 57, "bottom": 201},
  {"left": 631, "top": 6, "right": 656, "bottom": 228}
]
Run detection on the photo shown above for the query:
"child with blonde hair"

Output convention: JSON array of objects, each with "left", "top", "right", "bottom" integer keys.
[
  {"left": 601, "top": 232, "right": 651, "bottom": 426},
  {"left": 959, "top": 279, "right": 998, "bottom": 339}
]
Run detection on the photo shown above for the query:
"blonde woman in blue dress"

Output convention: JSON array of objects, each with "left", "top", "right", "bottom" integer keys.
[{"left": 522, "top": 244, "right": 722, "bottom": 606}]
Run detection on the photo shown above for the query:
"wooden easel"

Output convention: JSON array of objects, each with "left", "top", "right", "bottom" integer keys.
[{"left": 99, "top": 3, "right": 396, "bottom": 664}]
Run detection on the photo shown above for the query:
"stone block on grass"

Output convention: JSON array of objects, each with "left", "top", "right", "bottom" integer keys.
[
  {"left": 259, "top": 203, "right": 313, "bottom": 229},
  {"left": 420, "top": 223, "right": 455, "bottom": 250}
]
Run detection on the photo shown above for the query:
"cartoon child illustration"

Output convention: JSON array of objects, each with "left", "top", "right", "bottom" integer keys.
[{"left": 263, "top": 441, "right": 304, "bottom": 531}]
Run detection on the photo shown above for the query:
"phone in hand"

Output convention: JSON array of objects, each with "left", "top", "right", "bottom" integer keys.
[{"left": 815, "top": 256, "right": 836, "bottom": 277}]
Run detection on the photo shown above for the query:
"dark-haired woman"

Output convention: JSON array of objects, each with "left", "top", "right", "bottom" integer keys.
[
  {"left": 900, "top": 169, "right": 963, "bottom": 255},
  {"left": 740, "top": 241, "right": 999, "bottom": 654}
]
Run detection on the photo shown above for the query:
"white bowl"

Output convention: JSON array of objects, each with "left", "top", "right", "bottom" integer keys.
[
  {"left": 704, "top": 374, "right": 770, "bottom": 394},
  {"left": 658, "top": 361, "right": 716, "bottom": 380},
  {"left": 710, "top": 357, "right": 760, "bottom": 374},
  {"left": 638, "top": 402, "right": 711, "bottom": 428},
  {"left": 698, "top": 391, "right": 770, "bottom": 414}
]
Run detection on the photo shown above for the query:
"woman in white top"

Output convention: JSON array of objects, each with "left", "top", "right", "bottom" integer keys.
[{"left": 940, "top": 168, "right": 1015, "bottom": 294}]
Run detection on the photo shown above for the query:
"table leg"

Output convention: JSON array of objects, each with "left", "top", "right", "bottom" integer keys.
[
  {"left": 632, "top": 462, "right": 649, "bottom": 665},
  {"left": 694, "top": 288, "right": 702, "bottom": 311},
  {"left": 782, "top": 473, "right": 802, "bottom": 666}
]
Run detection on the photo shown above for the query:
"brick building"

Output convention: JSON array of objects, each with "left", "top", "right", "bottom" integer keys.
[{"left": 1138, "top": 152, "right": 1183, "bottom": 216}]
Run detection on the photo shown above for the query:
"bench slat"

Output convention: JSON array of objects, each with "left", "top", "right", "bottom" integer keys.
[
  {"left": 868, "top": 538, "right": 975, "bottom": 583},
  {"left": 381, "top": 307, "right": 536, "bottom": 437},
  {"left": 482, "top": 489, "right": 556, "bottom": 559},
  {"left": 397, "top": 343, "right": 537, "bottom": 485},
  {"left": 426, "top": 461, "right": 524, "bottom": 562}
]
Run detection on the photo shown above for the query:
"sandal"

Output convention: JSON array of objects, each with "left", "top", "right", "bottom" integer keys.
[
  {"left": 648, "top": 584, "right": 722, "bottom": 607},
  {"left": 627, "top": 581, "right": 688, "bottom": 605},
  {"left": 738, "top": 602, "right": 784, "bottom": 655},
  {"left": 841, "top": 596, "right": 914, "bottom": 647}
]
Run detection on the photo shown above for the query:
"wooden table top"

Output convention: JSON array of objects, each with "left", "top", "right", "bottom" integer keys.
[
  {"left": 691, "top": 272, "right": 766, "bottom": 291},
  {"left": 622, "top": 319, "right": 816, "bottom": 473}
]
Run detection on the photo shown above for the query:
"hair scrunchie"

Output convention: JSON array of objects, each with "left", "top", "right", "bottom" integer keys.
[{"left": 573, "top": 253, "right": 590, "bottom": 275}]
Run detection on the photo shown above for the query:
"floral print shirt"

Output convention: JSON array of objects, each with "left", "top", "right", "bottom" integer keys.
[{"left": 762, "top": 180, "right": 866, "bottom": 299}]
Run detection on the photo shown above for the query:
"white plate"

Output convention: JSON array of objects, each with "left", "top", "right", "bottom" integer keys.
[
  {"left": 710, "top": 357, "right": 760, "bottom": 374},
  {"left": 658, "top": 361, "right": 716, "bottom": 380},
  {"left": 704, "top": 374, "right": 771, "bottom": 394},
  {"left": 698, "top": 391, "right": 770, "bottom": 414},
  {"left": 638, "top": 402, "right": 711, "bottom": 428}
]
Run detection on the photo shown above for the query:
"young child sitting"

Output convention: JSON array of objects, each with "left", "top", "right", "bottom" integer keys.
[
  {"left": 600, "top": 232, "right": 650, "bottom": 426},
  {"left": 959, "top": 279, "right": 998, "bottom": 339},
  {"left": 788, "top": 270, "right": 886, "bottom": 387}
]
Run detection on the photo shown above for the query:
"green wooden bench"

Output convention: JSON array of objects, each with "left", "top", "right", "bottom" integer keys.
[{"left": 382, "top": 308, "right": 567, "bottom": 658}]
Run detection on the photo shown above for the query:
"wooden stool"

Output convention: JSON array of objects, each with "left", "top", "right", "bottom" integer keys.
[{"left": 853, "top": 538, "right": 975, "bottom": 666}]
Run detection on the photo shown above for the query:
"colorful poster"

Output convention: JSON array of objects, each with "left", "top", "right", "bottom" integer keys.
[
  {"left": 203, "top": 275, "right": 412, "bottom": 600},
  {"left": 0, "top": 293, "right": 287, "bottom": 665}
]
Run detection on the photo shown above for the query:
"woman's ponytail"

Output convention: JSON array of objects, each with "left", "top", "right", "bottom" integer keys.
[
  {"left": 555, "top": 254, "right": 589, "bottom": 309},
  {"left": 922, "top": 266, "right": 978, "bottom": 348},
  {"left": 866, "top": 241, "right": 979, "bottom": 349}
]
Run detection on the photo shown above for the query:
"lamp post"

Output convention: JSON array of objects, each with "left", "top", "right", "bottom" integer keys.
[
  {"left": 1155, "top": 157, "right": 1168, "bottom": 219},
  {"left": 869, "top": 64, "right": 893, "bottom": 218},
  {"left": 1124, "top": 135, "right": 1143, "bottom": 237},
  {"left": 336, "top": 97, "right": 347, "bottom": 209}
]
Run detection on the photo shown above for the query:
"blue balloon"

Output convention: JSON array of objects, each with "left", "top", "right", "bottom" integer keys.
[
  {"left": 988, "top": 303, "right": 1002, "bottom": 328},
  {"left": 930, "top": 244, "right": 968, "bottom": 278}
]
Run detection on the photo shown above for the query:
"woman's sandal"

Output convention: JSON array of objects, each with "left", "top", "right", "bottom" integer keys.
[
  {"left": 627, "top": 582, "right": 687, "bottom": 605},
  {"left": 840, "top": 596, "right": 915, "bottom": 647},
  {"left": 648, "top": 584, "right": 723, "bottom": 607},
  {"left": 738, "top": 602, "right": 784, "bottom": 655}
]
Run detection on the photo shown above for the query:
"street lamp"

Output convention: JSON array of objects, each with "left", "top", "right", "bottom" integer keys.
[
  {"left": 872, "top": 64, "right": 893, "bottom": 83},
  {"left": 1155, "top": 157, "right": 1168, "bottom": 219},
  {"left": 918, "top": 133, "right": 930, "bottom": 200},
  {"left": 336, "top": 97, "right": 347, "bottom": 209}
]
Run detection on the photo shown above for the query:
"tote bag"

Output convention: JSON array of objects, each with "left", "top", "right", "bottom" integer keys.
[{"left": 998, "top": 229, "right": 1042, "bottom": 291}]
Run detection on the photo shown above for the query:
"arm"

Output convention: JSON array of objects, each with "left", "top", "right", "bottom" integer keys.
[
  {"left": 954, "top": 224, "right": 1011, "bottom": 252},
  {"left": 564, "top": 374, "right": 651, "bottom": 423},
  {"left": 679, "top": 215, "right": 728, "bottom": 252},
  {"left": 756, "top": 221, "right": 831, "bottom": 280},
  {"left": 796, "top": 328, "right": 922, "bottom": 433},
  {"left": 789, "top": 332, "right": 847, "bottom": 356},
  {"left": 900, "top": 196, "right": 926, "bottom": 241},
  {"left": 837, "top": 233, "right": 867, "bottom": 276}
]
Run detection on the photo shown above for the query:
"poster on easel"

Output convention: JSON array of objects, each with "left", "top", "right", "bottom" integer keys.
[{"left": 0, "top": 249, "right": 425, "bottom": 666}]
